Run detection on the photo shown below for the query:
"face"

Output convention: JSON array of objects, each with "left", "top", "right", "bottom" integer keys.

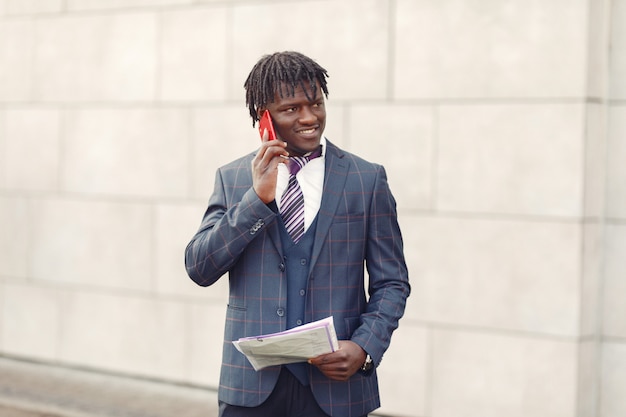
[{"left": 260, "top": 82, "right": 326, "bottom": 157}]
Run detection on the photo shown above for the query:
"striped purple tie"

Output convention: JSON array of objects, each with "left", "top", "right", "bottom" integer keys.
[{"left": 280, "top": 147, "right": 321, "bottom": 243}]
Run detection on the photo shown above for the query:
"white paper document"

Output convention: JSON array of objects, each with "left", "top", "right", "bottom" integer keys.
[{"left": 233, "top": 316, "right": 339, "bottom": 371}]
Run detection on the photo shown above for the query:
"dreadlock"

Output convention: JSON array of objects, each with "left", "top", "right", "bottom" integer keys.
[{"left": 244, "top": 51, "right": 329, "bottom": 127}]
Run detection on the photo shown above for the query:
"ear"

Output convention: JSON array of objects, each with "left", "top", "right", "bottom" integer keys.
[{"left": 256, "top": 107, "right": 267, "bottom": 120}]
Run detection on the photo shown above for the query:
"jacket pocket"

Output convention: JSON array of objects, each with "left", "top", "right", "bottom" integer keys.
[{"left": 224, "top": 304, "right": 247, "bottom": 342}]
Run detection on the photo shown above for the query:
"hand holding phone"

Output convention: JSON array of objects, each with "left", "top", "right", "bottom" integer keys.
[
  {"left": 258, "top": 110, "right": 277, "bottom": 141},
  {"left": 253, "top": 109, "right": 287, "bottom": 204}
]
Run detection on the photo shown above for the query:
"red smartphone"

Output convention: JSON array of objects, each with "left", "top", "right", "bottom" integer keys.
[{"left": 258, "top": 110, "right": 277, "bottom": 141}]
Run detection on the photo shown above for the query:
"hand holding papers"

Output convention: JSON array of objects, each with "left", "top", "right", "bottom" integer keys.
[{"left": 233, "top": 316, "right": 339, "bottom": 371}]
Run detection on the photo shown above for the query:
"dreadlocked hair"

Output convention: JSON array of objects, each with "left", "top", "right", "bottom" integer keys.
[{"left": 244, "top": 51, "right": 329, "bottom": 127}]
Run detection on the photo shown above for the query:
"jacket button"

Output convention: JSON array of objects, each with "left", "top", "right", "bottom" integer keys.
[
  {"left": 276, "top": 308, "right": 285, "bottom": 317},
  {"left": 279, "top": 263, "right": 285, "bottom": 272},
  {"left": 249, "top": 219, "right": 264, "bottom": 235}
]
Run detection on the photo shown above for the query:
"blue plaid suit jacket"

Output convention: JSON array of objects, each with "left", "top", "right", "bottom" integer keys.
[{"left": 185, "top": 140, "right": 410, "bottom": 417}]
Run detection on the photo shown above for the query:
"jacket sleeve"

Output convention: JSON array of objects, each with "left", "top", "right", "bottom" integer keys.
[
  {"left": 184, "top": 167, "right": 278, "bottom": 287},
  {"left": 350, "top": 165, "right": 411, "bottom": 367}
]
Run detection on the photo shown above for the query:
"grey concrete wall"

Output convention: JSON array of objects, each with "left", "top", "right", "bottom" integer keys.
[{"left": 0, "top": 0, "right": 624, "bottom": 416}]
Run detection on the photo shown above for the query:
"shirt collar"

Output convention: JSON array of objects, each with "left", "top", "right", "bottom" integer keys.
[{"left": 301, "top": 135, "right": 326, "bottom": 158}]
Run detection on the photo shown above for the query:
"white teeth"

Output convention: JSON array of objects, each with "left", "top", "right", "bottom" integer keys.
[{"left": 300, "top": 129, "right": 315, "bottom": 134}]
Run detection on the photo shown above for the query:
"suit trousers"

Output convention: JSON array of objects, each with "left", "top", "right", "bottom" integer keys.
[{"left": 218, "top": 367, "right": 368, "bottom": 417}]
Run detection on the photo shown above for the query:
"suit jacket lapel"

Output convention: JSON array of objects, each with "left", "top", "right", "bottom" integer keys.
[
  {"left": 310, "top": 141, "right": 349, "bottom": 272},
  {"left": 267, "top": 216, "right": 283, "bottom": 255}
]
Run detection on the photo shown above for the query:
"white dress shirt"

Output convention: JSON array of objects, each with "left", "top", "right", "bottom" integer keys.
[{"left": 276, "top": 136, "right": 326, "bottom": 232}]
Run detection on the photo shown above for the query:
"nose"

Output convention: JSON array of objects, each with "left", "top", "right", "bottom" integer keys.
[{"left": 298, "top": 105, "right": 317, "bottom": 124}]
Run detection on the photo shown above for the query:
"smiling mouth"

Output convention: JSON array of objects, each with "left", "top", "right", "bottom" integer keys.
[{"left": 298, "top": 127, "right": 317, "bottom": 135}]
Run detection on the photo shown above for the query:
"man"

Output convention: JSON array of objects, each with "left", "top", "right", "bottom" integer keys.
[{"left": 185, "top": 51, "right": 410, "bottom": 417}]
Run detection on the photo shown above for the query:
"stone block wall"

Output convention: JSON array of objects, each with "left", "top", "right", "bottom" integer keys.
[{"left": 0, "top": 1, "right": 624, "bottom": 416}]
